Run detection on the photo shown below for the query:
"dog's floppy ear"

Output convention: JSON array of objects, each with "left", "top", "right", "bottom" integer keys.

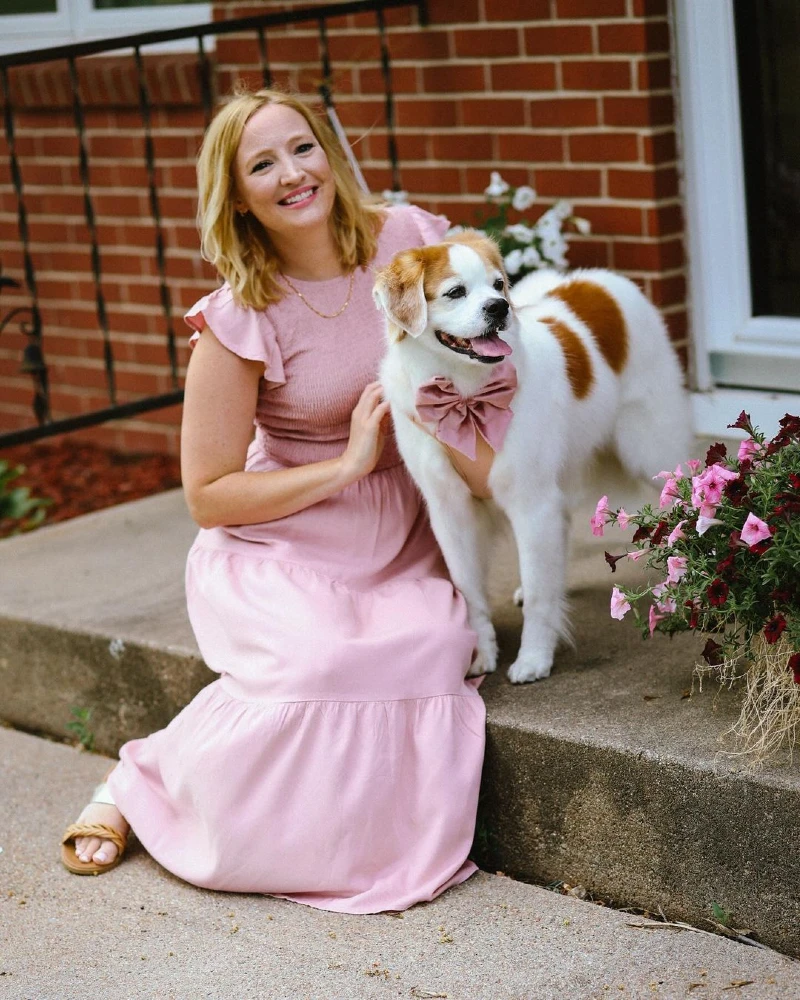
[{"left": 373, "top": 251, "right": 428, "bottom": 342}]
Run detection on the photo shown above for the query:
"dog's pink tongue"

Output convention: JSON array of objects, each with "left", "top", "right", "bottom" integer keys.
[{"left": 470, "top": 332, "right": 512, "bottom": 357}]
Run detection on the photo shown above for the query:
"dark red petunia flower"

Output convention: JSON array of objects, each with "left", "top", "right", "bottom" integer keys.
[
  {"left": 632, "top": 523, "right": 651, "bottom": 543},
  {"left": 604, "top": 551, "right": 625, "bottom": 573},
  {"left": 789, "top": 473, "right": 800, "bottom": 491},
  {"left": 750, "top": 538, "right": 773, "bottom": 556},
  {"left": 705, "top": 442, "right": 727, "bottom": 467},
  {"left": 684, "top": 599, "right": 700, "bottom": 629},
  {"left": 651, "top": 520, "right": 669, "bottom": 546},
  {"left": 715, "top": 553, "right": 737, "bottom": 575},
  {"left": 777, "top": 413, "right": 800, "bottom": 436},
  {"left": 727, "top": 410, "right": 752, "bottom": 433},
  {"left": 702, "top": 637, "right": 723, "bottom": 665},
  {"left": 789, "top": 652, "right": 800, "bottom": 684},
  {"left": 724, "top": 477, "right": 749, "bottom": 506},
  {"left": 771, "top": 588, "right": 792, "bottom": 604},
  {"left": 729, "top": 529, "right": 744, "bottom": 549},
  {"left": 706, "top": 578, "right": 730, "bottom": 607},
  {"left": 764, "top": 614, "right": 787, "bottom": 644}
]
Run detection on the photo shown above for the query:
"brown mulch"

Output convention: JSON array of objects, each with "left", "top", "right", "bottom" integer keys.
[{"left": 0, "top": 438, "right": 182, "bottom": 539}]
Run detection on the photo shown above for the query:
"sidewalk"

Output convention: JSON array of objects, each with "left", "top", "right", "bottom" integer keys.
[{"left": 2, "top": 725, "right": 799, "bottom": 1000}]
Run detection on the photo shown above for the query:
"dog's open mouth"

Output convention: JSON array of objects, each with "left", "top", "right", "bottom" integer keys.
[{"left": 435, "top": 330, "right": 513, "bottom": 364}]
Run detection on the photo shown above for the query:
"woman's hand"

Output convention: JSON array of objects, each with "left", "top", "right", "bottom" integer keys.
[{"left": 339, "top": 382, "right": 391, "bottom": 485}]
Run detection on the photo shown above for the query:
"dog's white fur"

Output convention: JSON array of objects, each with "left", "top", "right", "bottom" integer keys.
[{"left": 374, "top": 233, "right": 692, "bottom": 683}]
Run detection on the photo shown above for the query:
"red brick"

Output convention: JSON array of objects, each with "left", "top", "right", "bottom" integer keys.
[
  {"left": 496, "top": 132, "right": 564, "bottom": 163},
  {"left": 388, "top": 30, "right": 451, "bottom": 60},
  {"left": 648, "top": 273, "right": 686, "bottom": 307},
  {"left": 331, "top": 99, "right": 386, "bottom": 129},
  {"left": 569, "top": 132, "right": 638, "bottom": 162},
  {"left": 534, "top": 168, "right": 602, "bottom": 197},
  {"left": 608, "top": 166, "right": 678, "bottom": 200},
  {"left": 642, "top": 130, "right": 677, "bottom": 165},
  {"left": 386, "top": 133, "right": 429, "bottom": 161},
  {"left": 461, "top": 98, "right": 526, "bottom": 127},
  {"left": 557, "top": 0, "right": 626, "bottom": 15},
  {"left": 529, "top": 96, "right": 598, "bottom": 127},
  {"left": 637, "top": 57, "right": 671, "bottom": 91},
  {"left": 258, "top": 34, "right": 320, "bottom": 64},
  {"left": 598, "top": 21, "right": 671, "bottom": 54},
  {"left": 485, "top": 0, "right": 549, "bottom": 18},
  {"left": 427, "top": 0, "right": 481, "bottom": 23},
  {"left": 400, "top": 167, "right": 462, "bottom": 193},
  {"left": 646, "top": 203, "right": 684, "bottom": 237},
  {"left": 565, "top": 238, "right": 610, "bottom": 269},
  {"left": 454, "top": 28, "right": 520, "bottom": 58},
  {"left": 216, "top": 36, "right": 262, "bottom": 65},
  {"left": 431, "top": 133, "right": 493, "bottom": 162},
  {"left": 663, "top": 310, "right": 688, "bottom": 344},
  {"left": 562, "top": 59, "right": 632, "bottom": 91},
  {"left": 525, "top": 24, "right": 593, "bottom": 55},
  {"left": 490, "top": 62, "right": 557, "bottom": 92},
  {"left": 603, "top": 94, "right": 674, "bottom": 126},
  {"left": 395, "top": 99, "right": 458, "bottom": 128},
  {"left": 359, "top": 66, "right": 418, "bottom": 94},
  {"left": 423, "top": 64, "right": 485, "bottom": 93},
  {"left": 612, "top": 238, "right": 683, "bottom": 271},
  {"left": 632, "top": 0, "right": 669, "bottom": 15},
  {"left": 577, "top": 204, "right": 644, "bottom": 235},
  {"left": 328, "top": 34, "right": 382, "bottom": 63}
]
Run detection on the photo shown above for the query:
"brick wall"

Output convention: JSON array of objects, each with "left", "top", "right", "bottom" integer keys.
[{"left": 0, "top": 0, "right": 685, "bottom": 455}]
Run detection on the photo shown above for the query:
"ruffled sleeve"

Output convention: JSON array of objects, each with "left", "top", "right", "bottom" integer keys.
[
  {"left": 184, "top": 284, "right": 286, "bottom": 388},
  {"left": 405, "top": 203, "right": 451, "bottom": 245}
]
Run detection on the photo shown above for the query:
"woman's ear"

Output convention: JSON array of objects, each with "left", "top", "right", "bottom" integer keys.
[{"left": 373, "top": 251, "right": 428, "bottom": 342}]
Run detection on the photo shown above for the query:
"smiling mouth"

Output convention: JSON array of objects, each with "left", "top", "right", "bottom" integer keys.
[
  {"left": 279, "top": 187, "right": 318, "bottom": 206},
  {"left": 435, "top": 329, "right": 513, "bottom": 364}
]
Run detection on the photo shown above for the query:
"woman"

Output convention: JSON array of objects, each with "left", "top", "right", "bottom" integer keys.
[{"left": 60, "top": 87, "right": 486, "bottom": 913}]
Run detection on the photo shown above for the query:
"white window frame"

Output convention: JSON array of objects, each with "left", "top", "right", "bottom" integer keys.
[
  {"left": 673, "top": 0, "right": 800, "bottom": 438},
  {"left": 0, "top": 0, "right": 212, "bottom": 55}
]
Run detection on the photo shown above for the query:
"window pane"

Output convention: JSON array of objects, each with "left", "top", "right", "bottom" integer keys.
[
  {"left": 2, "top": 0, "right": 57, "bottom": 12},
  {"left": 93, "top": 0, "right": 205, "bottom": 7},
  {"left": 735, "top": 0, "right": 800, "bottom": 317}
]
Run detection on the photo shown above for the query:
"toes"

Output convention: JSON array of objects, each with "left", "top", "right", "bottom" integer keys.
[
  {"left": 93, "top": 840, "right": 118, "bottom": 865},
  {"left": 77, "top": 836, "right": 101, "bottom": 862}
]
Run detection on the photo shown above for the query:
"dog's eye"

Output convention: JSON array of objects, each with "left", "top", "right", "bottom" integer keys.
[
  {"left": 493, "top": 278, "right": 505, "bottom": 292},
  {"left": 445, "top": 285, "right": 466, "bottom": 299}
]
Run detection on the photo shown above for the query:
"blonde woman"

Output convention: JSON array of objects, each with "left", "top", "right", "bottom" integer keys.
[{"left": 60, "top": 88, "right": 485, "bottom": 913}]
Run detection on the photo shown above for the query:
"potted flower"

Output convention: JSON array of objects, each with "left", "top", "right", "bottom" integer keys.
[{"left": 595, "top": 411, "right": 800, "bottom": 763}]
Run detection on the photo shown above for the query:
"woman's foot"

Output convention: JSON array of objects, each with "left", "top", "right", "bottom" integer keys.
[{"left": 73, "top": 801, "right": 130, "bottom": 865}]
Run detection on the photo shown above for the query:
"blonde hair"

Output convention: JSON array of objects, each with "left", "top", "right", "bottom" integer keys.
[{"left": 196, "top": 87, "right": 385, "bottom": 310}]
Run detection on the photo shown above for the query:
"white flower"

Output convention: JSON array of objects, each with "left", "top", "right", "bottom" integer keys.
[
  {"left": 573, "top": 215, "right": 591, "bottom": 235},
  {"left": 696, "top": 515, "right": 724, "bottom": 536},
  {"left": 504, "top": 248, "right": 523, "bottom": 275},
  {"left": 485, "top": 171, "right": 510, "bottom": 198},
  {"left": 552, "top": 199, "right": 573, "bottom": 221},
  {"left": 504, "top": 223, "right": 535, "bottom": 245},
  {"left": 511, "top": 185, "right": 536, "bottom": 212},
  {"left": 522, "top": 244, "right": 542, "bottom": 268},
  {"left": 382, "top": 189, "right": 409, "bottom": 206}
]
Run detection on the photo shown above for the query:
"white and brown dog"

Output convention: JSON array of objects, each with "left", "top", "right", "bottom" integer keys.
[{"left": 374, "top": 230, "right": 691, "bottom": 683}]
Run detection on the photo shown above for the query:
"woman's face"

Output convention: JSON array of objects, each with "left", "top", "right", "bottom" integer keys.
[{"left": 233, "top": 103, "right": 336, "bottom": 244}]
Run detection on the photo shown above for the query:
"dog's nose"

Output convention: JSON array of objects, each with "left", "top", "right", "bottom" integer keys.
[{"left": 484, "top": 298, "right": 509, "bottom": 321}]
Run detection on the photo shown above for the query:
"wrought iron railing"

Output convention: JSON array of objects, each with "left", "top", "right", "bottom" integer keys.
[{"left": 0, "top": 0, "right": 424, "bottom": 448}]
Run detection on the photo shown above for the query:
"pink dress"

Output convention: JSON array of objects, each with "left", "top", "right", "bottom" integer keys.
[{"left": 107, "top": 205, "right": 485, "bottom": 914}]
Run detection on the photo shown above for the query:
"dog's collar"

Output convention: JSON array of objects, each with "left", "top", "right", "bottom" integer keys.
[{"left": 415, "top": 361, "right": 518, "bottom": 461}]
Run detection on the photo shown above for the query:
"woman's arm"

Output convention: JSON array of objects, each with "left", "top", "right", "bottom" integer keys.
[{"left": 181, "top": 326, "right": 389, "bottom": 529}]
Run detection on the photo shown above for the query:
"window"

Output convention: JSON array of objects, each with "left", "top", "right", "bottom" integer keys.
[{"left": 0, "top": 0, "right": 211, "bottom": 55}]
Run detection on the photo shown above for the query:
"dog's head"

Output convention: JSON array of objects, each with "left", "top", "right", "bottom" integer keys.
[{"left": 373, "top": 229, "right": 514, "bottom": 365}]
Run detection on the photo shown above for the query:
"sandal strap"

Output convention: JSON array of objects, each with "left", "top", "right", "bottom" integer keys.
[{"left": 61, "top": 822, "right": 127, "bottom": 854}]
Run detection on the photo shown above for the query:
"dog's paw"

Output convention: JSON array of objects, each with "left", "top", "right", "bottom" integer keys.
[
  {"left": 507, "top": 652, "right": 553, "bottom": 684},
  {"left": 513, "top": 586, "right": 524, "bottom": 607},
  {"left": 468, "top": 632, "right": 498, "bottom": 677}
]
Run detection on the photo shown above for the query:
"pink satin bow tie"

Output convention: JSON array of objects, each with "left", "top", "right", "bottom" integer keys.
[{"left": 415, "top": 361, "right": 518, "bottom": 460}]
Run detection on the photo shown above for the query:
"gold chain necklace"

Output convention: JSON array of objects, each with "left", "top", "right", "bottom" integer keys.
[{"left": 281, "top": 270, "right": 355, "bottom": 320}]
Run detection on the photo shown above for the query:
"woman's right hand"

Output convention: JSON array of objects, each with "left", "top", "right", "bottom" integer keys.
[{"left": 339, "top": 381, "right": 392, "bottom": 485}]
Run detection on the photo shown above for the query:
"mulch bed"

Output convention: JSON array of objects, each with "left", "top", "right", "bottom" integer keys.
[{"left": 0, "top": 438, "right": 182, "bottom": 539}]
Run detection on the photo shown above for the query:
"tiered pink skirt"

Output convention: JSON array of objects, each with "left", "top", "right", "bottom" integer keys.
[{"left": 108, "top": 454, "right": 484, "bottom": 913}]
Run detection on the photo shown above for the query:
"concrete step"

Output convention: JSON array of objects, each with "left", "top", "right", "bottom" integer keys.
[
  {"left": 1, "top": 484, "right": 799, "bottom": 959},
  {"left": 3, "top": 724, "right": 800, "bottom": 1000}
]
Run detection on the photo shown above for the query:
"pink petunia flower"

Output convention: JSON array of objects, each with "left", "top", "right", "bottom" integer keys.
[
  {"left": 737, "top": 438, "right": 763, "bottom": 463},
  {"left": 659, "top": 477, "right": 680, "bottom": 509},
  {"left": 667, "top": 555, "right": 688, "bottom": 583},
  {"left": 648, "top": 604, "right": 666, "bottom": 637},
  {"left": 686, "top": 459, "right": 702, "bottom": 473},
  {"left": 610, "top": 586, "right": 632, "bottom": 620},
  {"left": 696, "top": 514, "right": 724, "bottom": 536},
  {"left": 673, "top": 464, "right": 684, "bottom": 480},
  {"left": 653, "top": 470, "right": 674, "bottom": 481},
  {"left": 691, "top": 464, "right": 739, "bottom": 511},
  {"left": 740, "top": 512, "right": 772, "bottom": 549},
  {"left": 627, "top": 549, "right": 647, "bottom": 562},
  {"left": 617, "top": 508, "right": 630, "bottom": 529},
  {"left": 667, "top": 520, "right": 686, "bottom": 547},
  {"left": 591, "top": 495, "right": 609, "bottom": 537}
]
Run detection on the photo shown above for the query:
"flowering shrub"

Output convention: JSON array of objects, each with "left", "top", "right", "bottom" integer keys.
[
  {"left": 596, "top": 411, "right": 800, "bottom": 762},
  {"left": 0, "top": 460, "right": 49, "bottom": 537}
]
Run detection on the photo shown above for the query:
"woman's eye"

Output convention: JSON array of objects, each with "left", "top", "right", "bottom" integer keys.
[
  {"left": 493, "top": 278, "right": 505, "bottom": 291},
  {"left": 446, "top": 286, "right": 466, "bottom": 299},
  {"left": 251, "top": 160, "right": 272, "bottom": 173},
  {"left": 296, "top": 142, "right": 314, "bottom": 154}
]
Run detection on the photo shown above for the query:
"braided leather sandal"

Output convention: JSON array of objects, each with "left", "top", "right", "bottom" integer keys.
[{"left": 60, "top": 778, "right": 128, "bottom": 875}]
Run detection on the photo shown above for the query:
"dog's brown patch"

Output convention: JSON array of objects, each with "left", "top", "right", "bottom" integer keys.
[
  {"left": 374, "top": 245, "right": 455, "bottom": 339},
  {"left": 447, "top": 229, "right": 506, "bottom": 280},
  {"left": 541, "top": 316, "right": 594, "bottom": 398},
  {"left": 546, "top": 280, "right": 628, "bottom": 373}
]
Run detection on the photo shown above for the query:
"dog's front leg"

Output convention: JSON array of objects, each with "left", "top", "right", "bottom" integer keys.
[
  {"left": 501, "top": 488, "right": 568, "bottom": 683},
  {"left": 424, "top": 483, "right": 497, "bottom": 677}
]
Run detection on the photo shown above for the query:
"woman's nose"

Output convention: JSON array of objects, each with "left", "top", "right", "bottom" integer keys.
[{"left": 279, "top": 158, "right": 304, "bottom": 185}]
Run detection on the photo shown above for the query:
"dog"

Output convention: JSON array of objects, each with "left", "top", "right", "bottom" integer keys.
[{"left": 373, "top": 229, "right": 692, "bottom": 683}]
